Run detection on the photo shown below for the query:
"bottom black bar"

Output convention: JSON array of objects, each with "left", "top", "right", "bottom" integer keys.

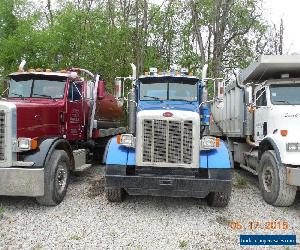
[{"left": 105, "top": 165, "right": 232, "bottom": 199}]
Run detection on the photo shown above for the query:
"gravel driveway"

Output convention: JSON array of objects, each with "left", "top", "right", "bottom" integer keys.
[{"left": 0, "top": 166, "right": 299, "bottom": 250}]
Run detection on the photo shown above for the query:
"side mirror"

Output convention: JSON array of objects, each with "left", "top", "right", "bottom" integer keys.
[
  {"left": 245, "top": 86, "right": 252, "bottom": 105},
  {"left": 1, "top": 80, "right": 9, "bottom": 97},
  {"left": 97, "top": 80, "right": 106, "bottom": 99},
  {"left": 217, "top": 81, "right": 225, "bottom": 100},
  {"left": 114, "top": 78, "right": 122, "bottom": 99},
  {"left": 3, "top": 80, "right": 8, "bottom": 88}
]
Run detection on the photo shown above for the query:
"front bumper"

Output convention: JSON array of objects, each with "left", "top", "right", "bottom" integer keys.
[
  {"left": 287, "top": 167, "right": 300, "bottom": 186},
  {"left": 0, "top": 167, "right": 44, "bottom": 196},
  {"left": 105, "top": 166, "right": 232, "bottom": 198}
]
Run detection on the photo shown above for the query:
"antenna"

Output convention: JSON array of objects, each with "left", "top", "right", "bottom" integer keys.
[{"left": 18, "top": 60, "right": 26, "bottom": 72}]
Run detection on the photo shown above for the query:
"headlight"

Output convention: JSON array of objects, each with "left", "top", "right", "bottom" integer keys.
[
  {"left": 117, "top": 134, "right": 135, "bottom": 148},
  {"left": 200, "top": 136, "right": 220, "bottom": 150},
  {"left": 18, "top": 138, "right": 38, "bottom": 151},
  {"left": 286, "top": 143, "right": 300, "bottom": 152}
]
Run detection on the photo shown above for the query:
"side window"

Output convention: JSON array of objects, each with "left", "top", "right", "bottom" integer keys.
[
  {"left": 256, "top": 88, "right": 267, "bottom": 106},
  {"left": 68, "top": 82, "right": 82, "bottom": 101}
]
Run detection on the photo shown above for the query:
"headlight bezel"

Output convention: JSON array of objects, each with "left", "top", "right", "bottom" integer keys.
[
  {"left": 117, "top": 134, "right": 136, "bottom": 148},
  {"left": 286, "top": 143, "right": 300, "bottom": 152},
  {"left": 200, "top": 136, "right": 220, "bottom": 151},
  {"left": 17, "top": 137, "right": 38, "bottom": 151}
]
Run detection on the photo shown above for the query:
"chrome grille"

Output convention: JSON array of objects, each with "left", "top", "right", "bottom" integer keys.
[
  {"left": 0, "top": 110, "right": 5, "bottom": 161},
  {"left": 142, "top": 119, "right": 193, "bottom": 164}
]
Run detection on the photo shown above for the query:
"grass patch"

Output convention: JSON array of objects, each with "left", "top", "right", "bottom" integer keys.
[
  {"left": 0, "top": 205, "right": 4, "bottom": 220},
  {"left": 179, "top": 240, "right": 188, "bottom": 248},
  {"left": 235, "top": 176, "right": 248, "bottom": 189},
  {"left": 70, "top": 235, "right": 81, "bottom": 240}
]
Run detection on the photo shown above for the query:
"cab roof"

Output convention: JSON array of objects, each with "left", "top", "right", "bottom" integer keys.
[
  {"left": 138, "top": 75, "right": 200, "bottom": 81},
  {"left": 9, "top": 71, "right": 77, "bottom": 78}
]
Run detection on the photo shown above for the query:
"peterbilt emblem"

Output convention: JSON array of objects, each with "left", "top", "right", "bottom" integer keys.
[{"left": 163, "top": 112, "right": 173, "bottom": 117}]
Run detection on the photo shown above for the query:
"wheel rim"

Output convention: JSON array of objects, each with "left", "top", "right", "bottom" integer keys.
[
  {"left": 55, "top": 164, "right": 68, "bottom": 195},
  {"left": 262, "top": 165, "right": 274, "bottom": 193}
]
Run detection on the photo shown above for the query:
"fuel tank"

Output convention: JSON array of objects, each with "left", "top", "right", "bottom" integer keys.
[{"left": 94, "top": 93, "right": 123, "bottom": 129}]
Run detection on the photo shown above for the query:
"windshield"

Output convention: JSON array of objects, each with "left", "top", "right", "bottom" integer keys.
[
  {"left": 7, "top": 74, "right": 67, "bottom": 99},
  {"left": 139, "top": 77, "right": 198, "bottom": 101},
  {"left": 270, "top": 83, "right": 300, "bottom": 105}
]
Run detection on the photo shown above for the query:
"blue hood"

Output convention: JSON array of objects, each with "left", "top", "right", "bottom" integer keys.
[{"left": 138, "top": 100, "right": 199, "bottom": 112}]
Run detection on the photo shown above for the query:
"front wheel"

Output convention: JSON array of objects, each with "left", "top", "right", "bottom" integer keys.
[
  {"left": 36, "top": 150, "right": 70, "bottom": 206},
  {"left": 105, "top": 188, "right": 124, "bottom": 202},
  {"left": 258, "top": 150, "right": 296, "bottom": 206},
  {"left": 207, "top": 188, "right": 231, "bottom": 207}
]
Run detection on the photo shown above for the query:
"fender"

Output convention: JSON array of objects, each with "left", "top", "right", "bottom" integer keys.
[
  {"left": 259, "top": 136, "right": 282, "bottom": 163},
  {"left": 22, "top": 137, "right": 74, "bottom": 169},
  {"left": 206, "top": 140, "right": 232, "bottom": 169},
  {"left": 104, "top": 137, "right": 135, "bottom": 166}
]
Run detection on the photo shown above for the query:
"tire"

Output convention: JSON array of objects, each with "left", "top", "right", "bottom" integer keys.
[
  {"left": 36, "top": 150, "right": 70, "bottom": 206},
  {"left": 105, "top": 188, "right": 124, "bottom": 202},
  {"left": 207, "top": 187, "right": 232, "bottom": 207},
  {"left": 258, "top": 150, "right": 296, "bottom": 207}
]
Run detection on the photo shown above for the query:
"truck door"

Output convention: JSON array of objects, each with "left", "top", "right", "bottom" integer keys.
[
  {"left": 254, "top": 87, "right": 268, "bottom": 143},
  {"left": 66, "top": 81, "right": 84, "bottom": 140}
]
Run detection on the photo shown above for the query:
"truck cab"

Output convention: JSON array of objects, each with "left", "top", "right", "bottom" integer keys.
[
  {"left": 210, "top": 55, "right": 300, "bottom": 206},
  {"left": 0, "top": 66, "right": 125, "bottom": 206},
  {"left": 104, "top": 65, "right": 233, "bottom": 207}
]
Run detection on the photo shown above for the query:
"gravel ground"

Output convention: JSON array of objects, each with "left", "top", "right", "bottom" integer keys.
[{"left": 0, "top": 166, "right": 299, "bottom": 250}]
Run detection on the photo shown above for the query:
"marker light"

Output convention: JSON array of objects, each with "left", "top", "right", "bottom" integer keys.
[
  {"left": 181, "top": 68, "right": 188, "bottom": 75},
  {"left": 149, "top": 67, "right": 158, "bottom": 76},
  {"left": 280, "top": 130, "right": 288, "bottom": 137}
]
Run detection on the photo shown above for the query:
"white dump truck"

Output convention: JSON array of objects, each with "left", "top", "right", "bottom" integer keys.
[{"left": 210, "top": 55, "right": 300, "bottom": 206}]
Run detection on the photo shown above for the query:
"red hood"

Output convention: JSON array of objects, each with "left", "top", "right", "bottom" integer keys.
[{"left": 7, "top": 99, "right": 65, "bottom": 138}]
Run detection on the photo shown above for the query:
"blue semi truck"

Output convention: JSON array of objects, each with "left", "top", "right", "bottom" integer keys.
[{"left": 103, "top": 65, "right": 232, "bottom": 207}]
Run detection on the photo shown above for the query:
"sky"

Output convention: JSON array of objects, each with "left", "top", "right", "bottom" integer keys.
[{"left": 263, "top": 0, "right": 300, "bottom": 53}]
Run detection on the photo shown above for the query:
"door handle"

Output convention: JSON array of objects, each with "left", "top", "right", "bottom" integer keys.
[{"left": 159, "top": 179, "right": 173, "bottom": 186}]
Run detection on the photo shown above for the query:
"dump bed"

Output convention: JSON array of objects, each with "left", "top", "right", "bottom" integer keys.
[
  {"left": 239, "top": 55, "right": 300, "bottom": 83},
  {"left": 210, "top": 81, "right": 252, "bottom": 138},
  {"left": 211, "top": 55, "right": 300, "bottom": 138}
]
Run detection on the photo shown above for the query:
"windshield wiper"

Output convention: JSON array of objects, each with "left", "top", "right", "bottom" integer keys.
[
  {"left": 9, "top": 92, "right": 24, "bottom": 98},
  {"left": 169, "top": 98, "right": 195, "bottom": 103},
  {"left": 276, "top": 100, "right": 291, "bottom": 104},
  {"left": 142, "top": 95, "right": 161, "bottom": 100},
  {"left": 33, "top": 93, "right": 53, "bottom": 99}
]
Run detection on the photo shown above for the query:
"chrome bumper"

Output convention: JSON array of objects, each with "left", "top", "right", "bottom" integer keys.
[
  {"left": 0, "top": 168, "right": 44, "bottom": 196},
  {"left": 287, "top": 167, "right": 300, "bottom": 186}
]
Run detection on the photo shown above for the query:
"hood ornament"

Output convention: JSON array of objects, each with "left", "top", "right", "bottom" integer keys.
[{"left": 163, "top": 112, "right": 173, "bottom": 117}]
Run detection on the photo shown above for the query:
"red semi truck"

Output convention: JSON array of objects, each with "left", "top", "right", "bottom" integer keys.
[{"left": 0, "top": 63, "right": 125, "bottom": 205}]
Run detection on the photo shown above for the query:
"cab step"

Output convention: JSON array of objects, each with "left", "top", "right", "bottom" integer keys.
[{"left": 74, "top": 164, "right": 92, "bottom": 172}]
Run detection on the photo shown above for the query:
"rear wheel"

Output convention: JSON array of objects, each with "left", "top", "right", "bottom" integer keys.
[
  {"left": 105, "top": 188, "right": 124, "bottom": 202},
  {"left": 258, "top": 150, "right": 296, "bottom": 206},
  {"left": 207, "top": 188, "right": 231, "bottom": 207},
  {"left": 36, "top": 150, "right": 70, "bottom": 206}
]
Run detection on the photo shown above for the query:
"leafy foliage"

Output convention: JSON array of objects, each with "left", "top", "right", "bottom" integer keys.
[{"left": 0, "top": 0, "right": 275, "bottom": 88}]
